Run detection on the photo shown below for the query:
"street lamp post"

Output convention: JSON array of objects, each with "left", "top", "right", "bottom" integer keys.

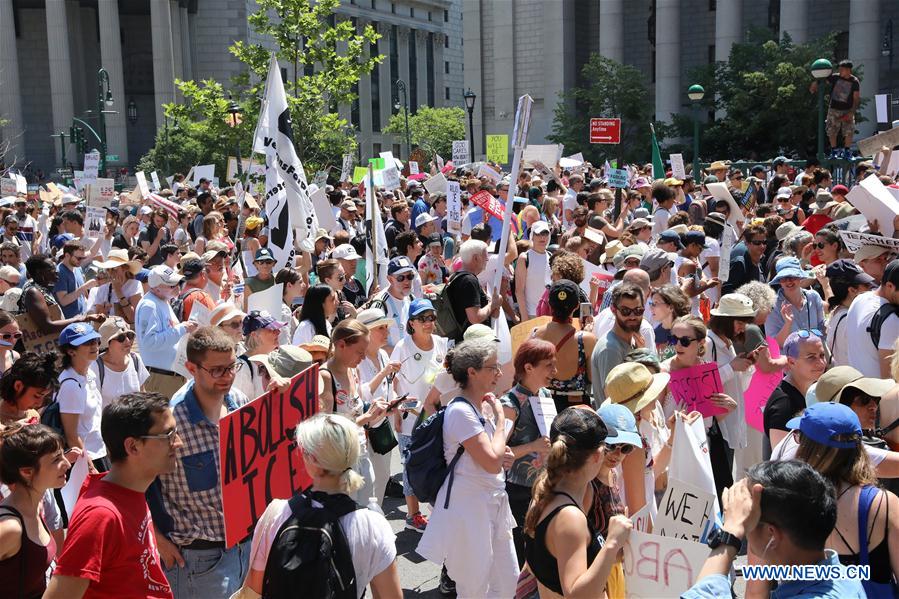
[
  {"left": 811, "top": 58, "right": 833, "bottom": 160},
  {"left": 394, "top": 79, "right": 411, "bottom": 160},
  {"left": 96, "top": 68, "right": 114, "bottom": 174},
  {"left": 227, "top": 94, "right": 243, "bottom": 177},
  {"left": 687, "top": 84, "right": 705, "bottom": 182},
  {"left": 463, "top": 88, "right": 476, "bottom": 162}
]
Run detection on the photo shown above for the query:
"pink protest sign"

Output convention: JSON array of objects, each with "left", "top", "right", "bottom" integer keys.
[
  {"left": 668, "top": 363, "right": 726, "bottom": 418},
  {"left": 744, "top": 337, "right": 784, "bottom": 432},
  {"left": 469, "top": 190, "right": 505, "bottom": 220}
]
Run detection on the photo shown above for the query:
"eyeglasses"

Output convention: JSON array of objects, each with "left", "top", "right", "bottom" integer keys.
[
  {"left": 196, "top": 361, "right": 243, "bottom": 377},
  {"left": 140, "top": 428, "right": 180, "bottom": 444},
  {"left": 0, "top": 331, "right": 22, "bottom": 342},
  {"left": 748, "top": 240, "right": 766, "bottom": 246},
  {"left": 336, "top": 274, "right": 346, "bottom": 282},
  {"left": 393, "top": 273, "right": 415, "bottom": 282},
  {"left": 220, "top": 320, "right": 243, "bottom": 330},
  {"left": 614, "top": 305, "right": 644, "bottom": 317},
  {"left": 796, "top": 329, "right": 823, "bottom": 339},
  {"left": 111, "top": 331, "right": 136, "bottom": 343},
  {"left": 668, "top": 335, "right": 700, "bottom": 348},
  {"left": 74, "top": 255, "right": 87, "bottom": 261},
  {"left": 479, "top": 364, "right": 502, "bottom": 373},
  {"left": 414, "top": 314, "right": 437, "bottom": 323},
  {"left": 815, "top": 242, "right": 827, "bottom": 249},
  {"left": 604, "top": 443, "right": 636, "bottom": 455}
]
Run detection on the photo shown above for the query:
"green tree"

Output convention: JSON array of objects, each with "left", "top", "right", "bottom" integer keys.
[
  {"left": 669, "top": 29, "right": 851, "bottom": 160},
  {"left": 138, "top": 0, "right": 381, "bottom": 177},
  {"left": 382, "top": 106, "right": 466, "bottom": 159},
  {"left": 548, "top": 55, "right": 662, "bottom": 165}
]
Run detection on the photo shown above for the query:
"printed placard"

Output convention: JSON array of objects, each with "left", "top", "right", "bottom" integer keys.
[
  {"left": 87, "top": 178, "right": 116, "bottom": 209},
  {"left": 381, "top": 166, "right": 401, "bottom": 190},
  {"left": 477, "top": 164, "right": 502, "bottom": 184},
  {"left": 469, "top": 190, "right": 504, "bottom": 220},
  {"left": 839, "top": 230, "right": 899, "bottom": 253},
  {"left": 135, "top": 171, "right": 151, "bottom": 198},
  {"left": 85, "top": 206, "right": 106, "bottom": 239},
  {"left": 667, "top": 363, "right": 726, "bottom": 417},
  {"left": 529, "top": 395, "right": 557, "bottom": 438},
  {"left": 339, "top": 153, "right": 354, "bottom": 183},
  {"left": 670, "top": 153, "right": 686, "bottom": 180},
  {"left": 409, "top": 161, "right": 419, "bottom": 175},
  {"left": 1, "top": 178, "right": 16, "bottom": 197},
  {"left": 83, "top": 151, "right": 100, "bottom": 184},
  {"left": 220, "top": 365, "right": 319, "bottom": 547},
  {"left": 446, "top": 181, "right": 462, "bottom": 229}
]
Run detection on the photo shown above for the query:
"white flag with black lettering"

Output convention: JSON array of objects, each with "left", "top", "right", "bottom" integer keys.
[
  {"left": 252, "top": 53, "right": 318, "bottom": 269},
  {"left": 364, "top": 173, "right": 389, "bottom": 294}
]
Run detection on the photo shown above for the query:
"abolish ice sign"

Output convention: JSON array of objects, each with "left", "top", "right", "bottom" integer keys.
[{"left": 590, "top": 118, "right": 621, "bottom": 144}]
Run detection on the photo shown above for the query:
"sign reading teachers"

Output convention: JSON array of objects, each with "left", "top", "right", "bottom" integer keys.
[{"left": 220, "top": 364, "right": 319, "bottom": 547}]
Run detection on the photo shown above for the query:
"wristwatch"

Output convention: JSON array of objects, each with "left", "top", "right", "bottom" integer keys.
[{"left": 707, "top": 528, "right": 743, "bottom": 551}]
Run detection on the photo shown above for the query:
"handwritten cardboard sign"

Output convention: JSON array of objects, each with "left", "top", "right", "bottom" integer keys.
[
  {"left": 446, "top": 181, "right": 462, "bottom": 229},
  {"left": 670, "top": 153, "right": 686, "bottom": 180},
  {"left": 839, "top": 230, "right": 899, "bottom": 253},
  {"left": 608, "top": 168, "right": 629, "bottom": 188},
  {"left": 668, "top": 363, "right": 725, "bottom": 418},
  {"left": 16, "top": 304, "right": 62, "bottom": 355},
  {"left": 529, "top": 395, "right": 558, "bottom": 438},
  {"left": 220, "top": 364, "right": 319, "bottom": 547},
  {"left": 654, "top": 478, "right": 717, "bottom": 543},
  {"left": 623, "top": 530, "right": 709, "bottom": 598},
  {"left": 469, "top": 190, "right": 505, "bottom": 220},
  {"left": 452, "top": 140, "right": 469, "bottom": 165},
  {"left": 486, "top": 134, "right": 509, "bottom": 164},
  {"left": 631, "top": 503, "right": 654, "bottom": 533},
  {"left": 847, "top": 175, "right": 899, "bottom": 236},
  {"left": 423, "top": 172, "right": 448, "bottom": 195}
]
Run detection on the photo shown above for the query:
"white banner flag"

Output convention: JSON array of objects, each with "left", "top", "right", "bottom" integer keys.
[
  {"left": 364, "top": 171, "right": 389, "bottom": 294},
  {"left": 252, "top": 53, "right": 319, "bottom": 269}
]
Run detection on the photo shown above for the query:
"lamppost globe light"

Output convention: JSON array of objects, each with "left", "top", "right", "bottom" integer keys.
[
  {"left": 463, "top": 88, "right": 476, "bottom": 111},
  {"left": 810, "top": 58, "right": 833, "bottom": 80},
  {"left": 687, "top": 84, "right": 705, "bottom": 102}
]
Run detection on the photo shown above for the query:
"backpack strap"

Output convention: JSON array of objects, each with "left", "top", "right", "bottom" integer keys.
[
  {"left": 239, "top": 354, "right": 254, "bottom": 382},
  {"left": 96, "top": 358, "right": 105, "bottom": 388},
  {"left": 554, "top": 328, "right": 576, "bottom": 352},
  {"left": 857, "top": 485, "right": 880, "bottom": 567},
  {"left": 443, "top": 397, "right": 486, "bottom": 509},
  {"left": 0, "top": 505, "right": 27, "bottom": 598},
  {"left": 828, "top": 312, "right": 848, "bottom": 367},
  {"left": 867, "top": 303, "right": 899, "bottom": 348},
  {"left": 320, "top": 368, "right": 339, "bottom": 413}
]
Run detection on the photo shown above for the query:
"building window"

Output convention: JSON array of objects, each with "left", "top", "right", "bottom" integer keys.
[
  {"left": 409, "top": 31, "right": 418, "bottom": 114},
  {"left": 390, "top": 26, "right": 399, "bottom": 111},
  {"left": 281, "top": 67, "right": 288, "bottom": 82},
  {"left": 352, "top": 82, "right": 360, "bottom": 128},
  {"left": 708, "top": 44, "right": 715, "bottom": 64},
  {"left": 444, "top": 9, "right": 449, "bottom": 22},
  {"left": 410, "top": 7, "right": 414, "bottom": 18},
  {"left": 427, "top": 33, "right": 435, "bottom": 107},
  {"left": 651, "top": 49, "right": 656, "bottom": 83},
  {"left": 444, "top": 36, "right": 449, "bottom": 48},
  {"left": 391, "top": 3, "right": 395, "bottom": 13},
  {"left": 444, "top": 61, "right": 449, "bottom": 74},
  {"left": 393, "top": 143, "right": 401, "bottom": 157},
  {"left": 709, "top": 0, "right": 716, "bottom": 10},
  {"left": 428, "top": 11, "right": 432, "bottom": 21},
  {"left": 373, "top": 142, "right": 382, "bottom": 157},
  {"left": 372, "top": 35, "right": 381, "bottom": 132},
  {"left": 445, "top": 87, "right": 450, "bottom": 100}
]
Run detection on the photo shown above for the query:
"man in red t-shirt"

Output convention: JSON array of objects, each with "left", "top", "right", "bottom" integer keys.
[{"left": 44, "top": 392, "right": 183, "bottom": 599}]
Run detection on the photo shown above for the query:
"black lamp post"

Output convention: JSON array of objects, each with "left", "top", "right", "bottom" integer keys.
[
  {"left": 463, "top": 88, "right": 476, "bottom": 161},
  {"left": 97, "top": 68, "right": 114, "bottom": 172},
  {"left": 394, "top": 79, "right": 411, "bottom": 160},
  {"left": 227, "top": 94, "right": 243, "bottom": 176}
]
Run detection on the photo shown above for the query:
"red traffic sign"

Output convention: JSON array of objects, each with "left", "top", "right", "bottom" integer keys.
[{"left": 590, "top": 118, "right": 621, "bottom": 144}]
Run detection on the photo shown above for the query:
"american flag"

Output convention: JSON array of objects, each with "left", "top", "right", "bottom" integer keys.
[{"left": 146, "top": 193, "right": 182, "bottom": 220}]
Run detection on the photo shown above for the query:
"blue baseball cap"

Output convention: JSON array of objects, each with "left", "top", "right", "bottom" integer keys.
[
  {"left": 387, "top": 256, "right": 414, "bottom": 276},
  {"left": 58, "top": 322, "right": 101, "bottom": 347},
  {"left": 597, "top": 403, "right": 642, "bottom": 448},
  {"left": 786, "top": 402, "right": 862, "bottom": 449},
  {"left": 659, "top": 229, "right": 684, "bottom": 249},
  {"left": 243, "top": 310, "right": 287, "bottom": 336},
  {"left": 50, "top": 233, "right": 75, "bottom": 249},
  {"left": 684, "top": 230, "right": 707, "bottom": 248},
  {"left": 409, "top": 298, "right": 435, "bottom": 317}
]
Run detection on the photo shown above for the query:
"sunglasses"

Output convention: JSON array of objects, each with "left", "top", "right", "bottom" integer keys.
[
  {"left": 668, "top": 335, "right": 700, "bottom": 348},
  {"left": 852, "top": 393, "right": 881, "bottom": 407},
  {"left": 815, "top": 242, "right": 829, "bottom": 249},
  {"left": 0, "top": 331, "right": 22, "bottom": 342},
  {"left": 393, "top": 273, "right": 415, "bottom": 282},
  {"left": 414, "top": 314, "right": 437, "bottom": 323},
  {"left": 111, "top": 331, "right": 136, "bottom": 343},
  {"left": 221, "top": 320, "right": 243, "bottom": 330},
  {"left": 796, "top": 328, "right": 823, "bottom": 339},
  {"left": 614, "top": 305, "right": 644, "bottom": 317},
  {"left": 336, "top": 274, "right": 346, "bottom": 282},
  {"left": 748, "top": 240, "right": 766, "bottom": 246},
  {"left": 604, "top": 443, "right": 635, "bottom": 455}
]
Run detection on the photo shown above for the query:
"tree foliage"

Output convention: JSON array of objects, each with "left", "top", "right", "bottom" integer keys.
[
  {"left": 382, "top": 106, "right": 466, "bottom": 159},
  {"left": 669, "top": 29, "right": 854, "bottom": 160},
  {"left": 548, "top": 55, "right": 663, "bottom": 165},
  {"left": 138, "top": 0, "right": 381, "bottom": 178}
]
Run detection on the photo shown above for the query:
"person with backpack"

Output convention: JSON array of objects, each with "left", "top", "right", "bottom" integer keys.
[
  {"left": 235, "top": 413, "right": 401, "bottom": 599},
  {"left": 444, "top": 240, "right": 502, "bottom": 344},
  {"left": 172, "top": 258, "right": 215, "bottom": 322},
  {"left": 847, "top": 259, "right": 899, "bottom": 378},
  {"left": 416, "top": 338, "right": 520, "bottom": 598},
  {"left": 0, "top": 352, "right": 58, "bottom": 427},
  {"left": 90, "top": 316, "right": 148, "bottom": 409},
  {"left": 233, "top": 310, "right": 286, "bottom": 401}
]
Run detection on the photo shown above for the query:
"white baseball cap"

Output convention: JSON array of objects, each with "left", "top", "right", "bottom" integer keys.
[
  {"left": 331, "top": 244, "right": 362, "bottom": 261},
  {"left": 148, "top": 265, "right": 184, "bottom": 288}
]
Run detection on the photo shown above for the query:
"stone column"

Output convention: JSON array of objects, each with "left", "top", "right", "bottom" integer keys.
[
  {"left": 434, "top": 32, "right": 446, "bottom": 108},
  {"left": 378, "top": 23, "right": 393, "bottom": 131},
  {"left": 66, "top": 1, "right": 87, "bottom": 117},
  {"left": 849, "top": 0, "right": 881, "bottom": 138},
  {"left": 599, "top": 0, "right": 624, "bottom": 63},
  {"left": 357, "top": 19, "right": 372, "bottom": 153},
  {"left": 180, "top": 2, "right": 193, "bottom": 80},
  {"left": 98, "top": 0, "right": 129, "bottom": 166},
  {"left": 492, "top": 0, "right": 515, "bottom": 128},
  {"left": 415, "top": 29, "right": 429, "bottom": 109},
  {"left": 170, "top": 1, "right": 184, "bottom": 84},
  {"left": 150, "top": 0, "right": 176, "bottom": 128},
  {"left": 397, "top": 27, "right": 411, "bottom": 114},
  {"left": 654, "top": 0, "right": 681, "bottom": 123},
  {"left": 0, "top": 0, "right": 25, "bottom": 165},
  {"left": 46, "top": 0, "right": 75, "bottom": 164},
  {"left": 714, "top": 0, "right": 741, "bottom": 62},
  {"left": 779, "top": 0, "right": 808, "bottom": 44},
  {"left": 462, "top": 0, "right": 483, "bottom": 164}
]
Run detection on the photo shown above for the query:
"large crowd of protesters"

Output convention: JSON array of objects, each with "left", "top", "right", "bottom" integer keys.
[{"left": 2, "top": 144, "right": 899, "bottom": 599}]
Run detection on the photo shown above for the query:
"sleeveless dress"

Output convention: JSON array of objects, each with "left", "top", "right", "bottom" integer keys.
[
  {"left": 0, "top": 506, "right": 56, "bottom": 599},
  {"left": 322, "top": 367, "right": 376, "bottom": 503},
  {"left": 547, "top": 332, "right": 590, "bottom": 412}
]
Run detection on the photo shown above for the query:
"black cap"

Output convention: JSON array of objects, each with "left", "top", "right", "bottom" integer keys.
[
  {"left": 884, "top": 259, "right": 899, "bottom": 286},
  {"left": 825, "top": 259, "right": 875, "bottom": 286},
  {"left": 548, "top": 279, "right": 580, "bottom": 316},
  {"left": 839, "top": 59, "right": 853, "bottom": 69},
  {"left": 550, "top": 406, "right": 613, "bottom": 451},
  {"left": 181, "top": 258, "right": 206, "bottom": 279}
]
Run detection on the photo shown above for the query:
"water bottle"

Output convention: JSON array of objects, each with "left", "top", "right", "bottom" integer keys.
[{"left": 366, "top": 496, "right": 384, "bottom": 515}]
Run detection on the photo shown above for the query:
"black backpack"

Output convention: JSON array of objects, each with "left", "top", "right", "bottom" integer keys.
[
  {"left": 171, "top": 288, "right": 203, "bottom": 322},
  {"left": 40, "top": 377, "right": 79, "bottom": 437},
  {"left": 261, "top": 490, "right": 361, "bottom": 599},
  {"left": 867, "top": 303, "right": 899, "bottom": 348}
]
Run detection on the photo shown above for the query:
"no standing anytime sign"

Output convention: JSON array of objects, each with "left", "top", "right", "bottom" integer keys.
[{"left": 590, "top": 118, "right": 621, "bottom": 144}]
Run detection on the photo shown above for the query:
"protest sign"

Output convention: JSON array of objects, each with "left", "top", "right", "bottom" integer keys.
[
  {"left": 423, "top": 172, "right": 448, "bottom": 195},
  {"left": 226, "top": 156, "right": 253, "bottom": 182},
  {"left": 655, "top": 478, "right": 717, "bottom": 543},
  {"left": 83, "top": 151, "right": 100, "bottom": 184},
  {"left": 150, "top": 171, "right": 161, "bottom": 191},
  {"left": 707, "top": 182, "right": 742, "bottom": 225},
  {"left": 85, "top": 206, "right": 105, "bottom": 239},
  {"left": 247, "top": 283, "right": 284, "bottom": 318},
  {"left": 73, "top": 171, "right": 85, "bottom": 192},
  {"left": 669, "top": 415, "right": 720, "bottom": 516},
  {"left": 529, "top": 395, "right": 557, "bottom": 438},
  {"left": 61, "top": 454, "right": 89, "bottom": 516},
  {"left": 436, "top": 154, "right": 445, "bottom": 170},
  {"left": 14, "top": 174, "right": 26, "bottom": 194},
  {"left": 608, "top": 168, "right": 629, "bottom": 188},
  {"left": 380, "top": 151, "right": 403, "bottom": 170},
  {"left": 86, "top": 178, "right": 116, "bottom": 209},
  {"left": 470, "top": 190, "right": 505, "bottom": 220},
  {"left": 0, "top": 177, "right": 16, "bottom": 196},
  {"left": 313, "top": 170, "right": 328, "bottom": 189},
  {"left": 670, "top": 153, "right": 686, "bottom": 180},
  {"left": 668, "top": 363, "right": 725, "bottom": 417},
  {"left": 858, "top": 125, "right": 899, "bottom": 157},
  {"left": 522, "top": 144, "right": 563, "bottom": 168},
  {"left": 559, "top": 153, "right": 585, "bottom": 168},
  {"left": 579, "top": 259, "right": 611, "bottom": 296},
  {"left": 847, "top": 175, "right": 899, "bottom": 236},
  {"left": 310, "top": 188, "right": 337, "bottom": 231},
  {"left": 839, "top": 230, "right": 899, "bottom": 253},
  {"left": 745, "top": 337, "right": 784, "bottom": 432},
  {"left": 631, "top": 504, "right": 653, "bottom": 533},
  {"left": 409, "top": 161, "right": 419, "bottom": 175},
  {"left": 135, "top": 171, "right": 151, "bottom": 198},
  {"left": 381, "top": 166, "right": 401, "bottom": 190},
  {"left": 16, "top": 304, "right": 62, "bottom": 354},
  {"left": 446, "top": 181, "right": 462, "bottom": 231},
  {"left": 339, "top": 153, "right": 354, "bottom": 183},
  {"left": 623, "top": 530, "right": 709, "bottom": 598},
  {"left": 220, "top": 364, "right": 319, "bottom": 546},
  {"left": 477, "top": 164, "right": 502, "bottom": 184},
  {"left": 352, "top": 166, "right": 369, "bottom": 185},
  {"left": 194, "top": 164, "right": 215, "bottom": 186},
  {"left": 718, "top": 224, "right": 736, "bottom": 282},
  {"left": 368, "top": 157, "right": 386, "bottom": 171},
  {"left": 452, "top": 140, "right": 469, "bottom": 165},
  {"left": 486, "top": 134, "right": 509, "bottom": 164}
]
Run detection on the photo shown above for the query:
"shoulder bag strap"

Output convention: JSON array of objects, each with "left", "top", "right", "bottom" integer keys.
[
  {"left": 96, "top": 358, "right": 105, "bottom": 389},
  {"left": 828, "top": 313, "right": 848, "bottom": 367},
  {"left": 320, "top": 368, "right": 339, "bottom": 412},
  {"left": 857, "top": 485, "right": 878, "bottom": 566},
  {"left": 443, "top": 397, "right": 487, "bottom": 509},
  {"left": 554, "top": 328, "right": 576, "bottom": 352}
]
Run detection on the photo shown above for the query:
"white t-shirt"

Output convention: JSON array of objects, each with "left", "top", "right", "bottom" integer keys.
[
  {"left": 846, "top": 291, "right": 899, "bottom": 377},
  {"left": 562, "top": 188, "right": 579, "bottom": 227},
  {"left": 390, "top": 335, "right": 448, "bottom": 436},
  {"left": 442, "top": 399, "right": 504, "bottom": 488},
  {"left": 379, "top": 292, "right": 411, "bottom": 349},
  {"left": 700, "top": 237, "right": 721, "bottom": 306},
  {"left": 293, "top": 319, "right": 332, "bottom": 346},
  {"left": 91, "top": 279, "right": 143, "bottom": 317},
  {"left": 89, "top": 355, "right": 150, "bottom": 409},
  {"left": 651, "top": 207, "right": 672, "bottom": 238},
  {"left": 57, "top": 367, "right": 106, "bottom": 459},
  {"left": 250, "top": 497, "right": 397, "bottom": 599},
  {"left": 826, "top": 305, "right": 851, "bottom": 368}
]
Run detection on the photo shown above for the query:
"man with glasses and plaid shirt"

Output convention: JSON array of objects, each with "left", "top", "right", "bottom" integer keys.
[{"left": 148, "top": 326, "right": 252, "bottom": 599}]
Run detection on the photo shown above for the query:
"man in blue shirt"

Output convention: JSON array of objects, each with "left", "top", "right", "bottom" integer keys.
[
  {"left": 684, "top": 457, "right": 865, "bottom": 599},
  {"left": 54, "top": 241, "right": 96, "bottom": 319}
]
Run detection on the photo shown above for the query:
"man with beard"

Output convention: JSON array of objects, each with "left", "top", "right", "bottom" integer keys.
[
  {"left": 20, "top": 254, "right": 103, "bottom": 335},
  {"left": 591, "top": 283, "right": 647, "bottom": 403}
]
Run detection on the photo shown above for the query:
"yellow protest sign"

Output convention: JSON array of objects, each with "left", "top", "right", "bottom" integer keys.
[
  {"left": 486, "top": 134, "right": 509, "bottom": 164},
  {"left": 352, "top": 166, "right": 369, "bottom": 184}
]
